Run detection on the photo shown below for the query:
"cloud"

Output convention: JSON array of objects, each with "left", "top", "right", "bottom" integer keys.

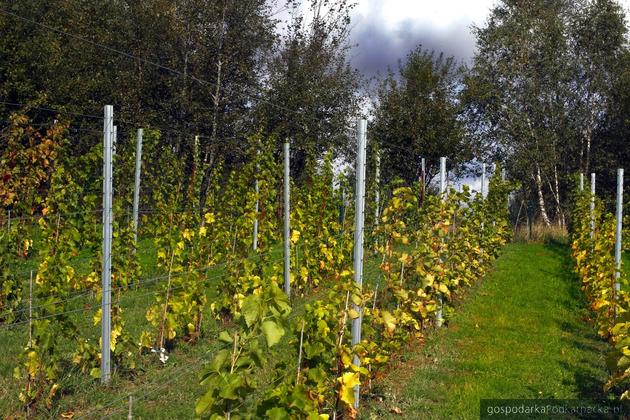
[
  {"left": 347, "top": 0, "right": 630, "bottom": 79},
  {"left": 349, "top": 13, "right": 480, "bottom": 79}
]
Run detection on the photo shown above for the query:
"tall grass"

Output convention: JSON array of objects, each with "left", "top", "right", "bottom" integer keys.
[{"left": 513, "top": 222, "right": 568, "bottom": 244}]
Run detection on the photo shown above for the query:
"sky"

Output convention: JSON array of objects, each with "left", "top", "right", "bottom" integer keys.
[
  {"left": 347, "top": 0, "right": 630, "bottom": 79},
  {"left": 349, "top": 0, "right": 495, "bottom": 78}
]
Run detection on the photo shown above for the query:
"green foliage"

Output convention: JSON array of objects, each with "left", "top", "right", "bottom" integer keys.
[
  {"left": 196, "top": 164, "right": 513, "bottom": 418},
  {"left": 15, "top": 213, "right": 79, "bottom": 411},
  {"left": 0, "top": 231, "right": 22, "bottom": 324},
  {"left": 196, "top": 279, "right": 291, "bottom": 418},
  {"left": 570, "top": 181, "right": 630, "bottom": 398},
  {"left": 291, "top": 152, "right": 352, "bottom": 292},
  {"left": 372, "top": 48, "right": 468, "bottom": 187}
]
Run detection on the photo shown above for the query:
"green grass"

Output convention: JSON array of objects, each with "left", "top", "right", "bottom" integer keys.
[{"left": 361, "top": 243, "right": 612, "bottom": 419}]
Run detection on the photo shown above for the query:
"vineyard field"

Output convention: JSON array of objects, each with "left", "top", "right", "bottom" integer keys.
[{"left": 0, "top": 232, "right": 417, "bottom": 417}]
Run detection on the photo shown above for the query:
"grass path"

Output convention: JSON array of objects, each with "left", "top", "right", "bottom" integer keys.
[{"left": 362, "top": 243, "right": 612, "bottom": 419}]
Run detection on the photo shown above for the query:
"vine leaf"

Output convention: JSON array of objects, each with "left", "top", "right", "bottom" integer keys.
[
  {"left": 381, "top": 311, "right": 397, "bottom": 335},
  {"left": 337, "top": 371, "right": 359, "bottom": 407},
  {"left": 195, "top": 388, "right": 215, "bottom": 415},
  {"left": 241, "top": 294, "right": 261, "bottom": 327},
  {"left": 262, "top": 320, "right": 285, "bottom": 348},
  {"left": 266, "top": 407, "right": 290, "bottom": 420}
]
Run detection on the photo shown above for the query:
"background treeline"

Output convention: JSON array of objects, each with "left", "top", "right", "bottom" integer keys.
[
  {"left": 0, "top": 0, "right": 360, "bottom": 217},
  {"left": 1, "top": 0, "right": 629, "bottom": 226}
]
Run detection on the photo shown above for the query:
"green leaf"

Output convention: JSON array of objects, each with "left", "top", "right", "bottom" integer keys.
[
  {"left": 241, "top": 294, "right": 261, "bottom": 328},
  {"left": 218, "top": 330, "right": 233, "bottom": 344},
  {"left": 206, "top": 349, "right": 231, "bottom": 376},
  {"left": 195, "top": 388, "right": 215, "bottom": 415},
  {"left": 266, "top": 407, "right": 290, "bottom": 420},
  {"left": 304, "top": 341, "right": 326, "bottom": 358},
  {"left": 261, "top": 320, "right": 285, "bottom": 348},
  {"left": 219, "top": 374, "right": 244, "bottom": 400}
]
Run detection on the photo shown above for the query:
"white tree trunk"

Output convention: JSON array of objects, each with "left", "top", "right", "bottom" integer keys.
[
  {"left": 553, "top": 165, "right": 565, "bottom": 227},
  {"left": 535, "top": 165, "right": 551, "bottom": 226}
]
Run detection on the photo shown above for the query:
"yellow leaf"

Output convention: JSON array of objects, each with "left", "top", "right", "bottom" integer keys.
[
  {"left": 291, "top": 229, "right": 301, "bottom": 245},
  {"left": 204, "top": 213, "right": 215, "bottom": 224},
  {"left": 337, "top": 372, "right": 360, "bottom": 407},
  {"left": 381, "top": 310, "right": 397, "bottom": 335},
  {"left": 93, "top": 309, "right": 102, "bottom": 326},
  {"left": 422, "top": 273, "right": 435, "bottom": 288}
]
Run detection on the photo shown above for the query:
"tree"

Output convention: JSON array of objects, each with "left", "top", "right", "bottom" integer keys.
[
  {"left": 569, "top": 0, "right": 628, "bottom": 176},
  {"left": 463, "top": 0, "right": 627, "bottom": 226},
  {"left": 259, "top": 0, "right": 361, "bottom": 180},
  {"left": 371, "top": 48, "right": 468, "bottom": 188},
  {"left": 0, "top": 0, "right": 278, "bottom": 212}
]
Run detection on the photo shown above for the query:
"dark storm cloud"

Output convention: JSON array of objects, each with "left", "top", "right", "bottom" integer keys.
[{"left": 349, "top": 16, "right": 479, "bottom": 79}]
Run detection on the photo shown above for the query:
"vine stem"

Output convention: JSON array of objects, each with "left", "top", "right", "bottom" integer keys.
[
  {"left": 296, "top": 320, "right": 305, "bottom": 383},
  {"left": 332, "top": 290, "right": 351, "bottom": 419},
  {"left": 372, "top": 284, "right": 378, "bottom": 311},
  {"left": 54, "top": 214, "right": 61, "bottom": 245},
  {"left": 227, "top": 331, "right": 240, "bottom": 420},
  {"left": 337, "top": 290, "right": 350, "bottom": 349},
  {"left": 157, "top": 252, "right": 175, "bottom": 350}
]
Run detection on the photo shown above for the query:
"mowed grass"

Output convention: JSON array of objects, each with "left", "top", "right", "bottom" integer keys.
[{"left": 362, "top": 243, "right": 612, "bottom": 419}]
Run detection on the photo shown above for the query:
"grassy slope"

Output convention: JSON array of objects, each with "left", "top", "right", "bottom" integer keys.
[{"left": 362, "top": 243, "right": 612, "bottom": 419}]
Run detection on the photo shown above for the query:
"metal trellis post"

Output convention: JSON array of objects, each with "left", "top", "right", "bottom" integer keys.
[
  {"left": 481, "top": 163, "right": 486, "bottom": 199},
  {"left": 590, "top": 173, "right": 596, "bottom": 239},
  {"left": 101, "top": 105, "right": 114, "bottom": 384},
  {"left": 132, "top": 128, "right": 143, "bottom": 246},
  {"left": 283, "top": 142, "right": 291, "bottom": 297},
  {"left": 436, "top": 157, "right": 447, "bottom": 327},
  {"left": 615, "top": 168, "right": 624, "bottom": 296},
  {"left": 375, "top": 150, "right": 380, "bottom": 225},
  {"left": 352, "top": 119, "right": 368, "bottom": 408}
]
